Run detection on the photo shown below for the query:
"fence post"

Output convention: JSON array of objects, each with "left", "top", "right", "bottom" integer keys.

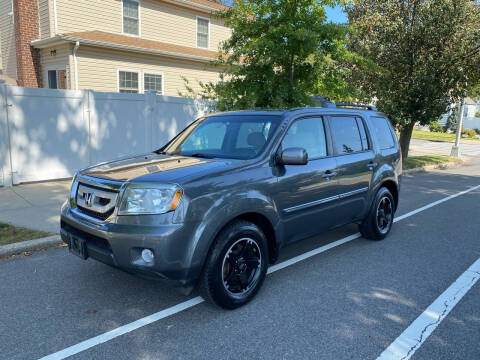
[
  {"left": 86, "top": 89, "right": 93, "bottom": 166},
  {"left": 2, "top": 83, "right": 14, "bottom": 186},
  {"left": 145, "top": 90, "right": 156, "bottom": 152}
]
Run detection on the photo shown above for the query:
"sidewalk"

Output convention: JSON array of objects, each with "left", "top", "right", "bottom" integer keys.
[{"left": 0, "top": 180, "right": 70, "bottom": 233}]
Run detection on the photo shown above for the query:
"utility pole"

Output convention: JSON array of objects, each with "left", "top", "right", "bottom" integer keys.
[{"left": 450, "top": 98, "right": 465, "bottom": 158}]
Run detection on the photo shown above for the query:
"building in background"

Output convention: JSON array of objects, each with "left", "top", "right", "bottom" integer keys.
[{"left": 0, "top": 0, "right": 231, "bottom": 95}]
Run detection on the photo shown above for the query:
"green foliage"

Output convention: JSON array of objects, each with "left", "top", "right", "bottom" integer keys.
[
  {"left": 475, "top": 111, "right": 480, "bottom": 118},
  {"left": 345, "top": 0, "right": 480, "bottom": 161},
  {"left": 446, "top": 103, "right": 460, "bottom": 132},
  {"left": 474, "top": 128, "right": 480, "bottom": 135},
  {"left": 429, "top": 121, "right": 445, "bottom": 133},
  {"left": 182, "top": 0, "right": 360, "bottom": 110}
]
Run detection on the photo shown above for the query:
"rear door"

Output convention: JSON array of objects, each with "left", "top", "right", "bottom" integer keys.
[
  {"left": 327, "top": 115, "right": 375, "bottom": 224},
  {"left": 273, "top": 116, "right": 340, "bottom": 243}
]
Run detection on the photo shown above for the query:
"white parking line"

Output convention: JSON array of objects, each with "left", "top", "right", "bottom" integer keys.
[
  {"left": 39, "top": 184, "right": 480, "bottom": 360},
  {"left": 377, "top": 258, "right": 480, "bottom": 360}
]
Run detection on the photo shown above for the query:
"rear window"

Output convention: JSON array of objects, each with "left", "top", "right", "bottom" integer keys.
[
  {"left": 330, "top": 116, "right": 364, "bottom": 154},
  {"left": 371, "top": 117, "right": 396, "bottom": 149}
]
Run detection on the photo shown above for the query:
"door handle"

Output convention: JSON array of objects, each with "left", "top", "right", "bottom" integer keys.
[
  {"left": 367, "top": 162, "right": 378, "bottom": 170},
  {"left": 322, "top": 170, "right": 337, "bottom": 179}
]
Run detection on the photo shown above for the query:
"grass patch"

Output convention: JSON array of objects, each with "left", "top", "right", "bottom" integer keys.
[
  {"left": 0, "top": 222, "right": 53, "bottom": 247},
  {"left": 411, "top": 130, "right": 456, "bottom": 142},
  {"left": 405, "top": 155, "right": 457, "bottom": 170},
  {"left": 412, "top": 130, "right": 480, "bottom": 142}
]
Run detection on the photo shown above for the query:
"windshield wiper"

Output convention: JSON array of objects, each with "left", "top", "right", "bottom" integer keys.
[{"left": 188, "top": 153, "right": 217, "bottom": 159}]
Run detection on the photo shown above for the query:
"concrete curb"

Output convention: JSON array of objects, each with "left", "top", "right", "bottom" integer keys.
[
  {"left": 0, "top": 235, "right": 63, "bottom": 257},
  {"left": 403, "top": 160, "right": 464, "bottom": 174}
]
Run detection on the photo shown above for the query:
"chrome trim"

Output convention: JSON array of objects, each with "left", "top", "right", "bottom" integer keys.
[
  {"left": 283, "top": 195, "right": 339, "bottom": 213},
  {"left": 338, "top": 187, "right": 369, "bottom": 199},
  {"left": 77, "top": 184, "right": 118, "bottom": 214},
  {"left": 71, "top": 208, "right": 113, "bottom": 225},
  {"left": 283, "top": 187, "right": 369, "bottom": 213},
  {"left": 76, "top": 174, "right": 124, "bottom": 191}
]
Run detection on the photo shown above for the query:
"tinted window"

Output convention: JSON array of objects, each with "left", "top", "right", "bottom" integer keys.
[
  {"left": 356, "top": 118, "right": 370, "bottom": 150},
  {"left": 282, "top": 117, "right": 327, "bottom": 159},
  {"left": 163, "top": 115, "right": 280, "bottom": 160},
  {"left": 330, "top": 116, "right": 363, "bottom": 154},
  {"left": 371, "top": 117, "right": 395, "bottom": 149}
]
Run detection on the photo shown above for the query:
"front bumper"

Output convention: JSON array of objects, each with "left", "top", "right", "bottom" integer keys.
[{"left": 60, "top": 203, "right": 201, "bottom": 287}]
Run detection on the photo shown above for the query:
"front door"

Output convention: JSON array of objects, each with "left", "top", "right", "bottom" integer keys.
[
  {"left": 327, "top": 115, "right": 375, "bottom": 224},
  {"left": 273, "top": 116, "right": 340, "bottom": 243}
]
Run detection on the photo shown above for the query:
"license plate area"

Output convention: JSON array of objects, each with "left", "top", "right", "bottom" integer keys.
[{"left": 69, "top": 235, "right": 88, "bottom": 260}]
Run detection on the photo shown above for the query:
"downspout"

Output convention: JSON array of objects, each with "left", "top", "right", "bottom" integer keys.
[
  {"left": 73, "top": 41, "right": 80, "bottom": 90},
  {"left": 53, "top": 0, "right": 58, "bottom": 34}
]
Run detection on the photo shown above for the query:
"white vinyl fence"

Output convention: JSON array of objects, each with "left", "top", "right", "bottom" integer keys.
[{"left": 0, "top": 85, "right": 212, "bottom": 186}]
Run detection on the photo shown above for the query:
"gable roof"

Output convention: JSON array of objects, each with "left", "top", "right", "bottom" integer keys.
[{"left": 32, "top": 31, "right": 221, "bottom": 63}]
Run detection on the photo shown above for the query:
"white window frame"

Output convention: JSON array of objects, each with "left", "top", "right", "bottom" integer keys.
[
  {"left": 121, "top": 0, "right": 141, "bottom": 37},
  {"left": 196, "top": 16, "right": 210, "bottom": 49},
  {"left": 44, "top": 65, "right": 67, "bottom": 89},
  {"left": 143, "top": 71, "right": 164, "bottom": 95},
  {"left": 117, "top": 69, "right": 141, "bottom": 93}
]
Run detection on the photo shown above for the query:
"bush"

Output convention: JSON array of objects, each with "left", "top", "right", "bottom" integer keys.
[
  {"left": 429, "top": 122, "right": 445, "bottom": 133},
  {"left": 461, "top": 129, "right": 477, "bottom": 138},
  {"left": 474, "top": 128, "right": 480, "bottom": 135}
]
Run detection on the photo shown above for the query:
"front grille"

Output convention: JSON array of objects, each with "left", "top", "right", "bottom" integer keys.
[
  {"left": 75, "top": 182, "right": 119, "bottom": 221},
  {"left": 77, "top": 205, "right": 115, "bottom": 220}
]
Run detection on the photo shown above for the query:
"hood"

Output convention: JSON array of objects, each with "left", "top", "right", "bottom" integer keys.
[{"left": 80, "top": 153, "right": 239, "bottom": 183}]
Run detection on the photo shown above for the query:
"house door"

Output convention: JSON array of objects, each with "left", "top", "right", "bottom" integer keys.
[{"left": 46, "top": 69, "right": 67, "bottom": 89}]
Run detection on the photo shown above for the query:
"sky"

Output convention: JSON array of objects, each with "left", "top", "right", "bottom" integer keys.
[
  {"left": 221, "top": 2, "right": 347, "bottom": 24},
  {"left": 325, "top": 5, "right": 347, "bottom": 23}
]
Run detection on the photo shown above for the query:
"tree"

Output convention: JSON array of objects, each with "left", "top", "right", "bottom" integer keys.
[
  {"left": 181, "top": 0, "right": 358, "bottom": 110},
  {"left": 445, "top": 104, "right": 460, "bottom": 131},
  {"left": 345, "top": 0, "right": 480, "bottom": 163}
]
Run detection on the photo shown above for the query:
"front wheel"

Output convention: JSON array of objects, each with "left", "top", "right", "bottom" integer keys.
[
  {"left": 199, "top": 220, "right": 268, "bottom": 309},
  {"left": 359, "top": 187, "right": 395, "bottom": 241}
]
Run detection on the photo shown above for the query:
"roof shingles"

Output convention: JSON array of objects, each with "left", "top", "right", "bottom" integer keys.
[{"left": 63, "top": 31, "right": 220, "bottom": 60}]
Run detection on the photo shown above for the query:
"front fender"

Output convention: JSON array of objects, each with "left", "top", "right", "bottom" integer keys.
[{"left": 183, "top": 189, "right": 281, "bottom": 282}]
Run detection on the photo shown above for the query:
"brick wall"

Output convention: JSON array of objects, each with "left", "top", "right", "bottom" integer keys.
[{"left": 13, "top": 0, "right": 41, "bottom": 87}]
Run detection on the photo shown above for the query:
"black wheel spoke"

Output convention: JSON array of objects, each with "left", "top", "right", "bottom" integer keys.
[
  {"left": 222, "top": 238, "right": 262, "bottom": 295},
  {"left": 376, "top": 196, "right": 393, "bottom": 232}
]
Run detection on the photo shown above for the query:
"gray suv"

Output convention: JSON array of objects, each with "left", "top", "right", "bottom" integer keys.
[{"left": 61, "top": 103, "right": 401, "bottom": 309}]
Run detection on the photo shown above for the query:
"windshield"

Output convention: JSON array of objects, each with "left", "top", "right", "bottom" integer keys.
[{"left": 161, "top": 115, "right": 282, "bottom": 160}]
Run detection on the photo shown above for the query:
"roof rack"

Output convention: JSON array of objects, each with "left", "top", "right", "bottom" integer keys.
[
  {"left": 335, "top": 103, "right": 377, "bottom": 111},
  {"left": 311, "top": 96, "right": 377, "bottom": 111},
  {"left": 311, "top": 96, "right": 336, "bottom": 108}
]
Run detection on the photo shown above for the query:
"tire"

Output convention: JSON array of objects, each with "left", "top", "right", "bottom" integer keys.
[
  {"left": 199, "top": 220, "right": 268, "bottom": 309},
  {"left": 359, "top": 187, "right": 395, "bottom": 241}
]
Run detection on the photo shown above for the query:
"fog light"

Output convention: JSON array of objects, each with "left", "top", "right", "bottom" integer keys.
[{"left": 141, "top": 249, "right": 154, "bottom": 264}]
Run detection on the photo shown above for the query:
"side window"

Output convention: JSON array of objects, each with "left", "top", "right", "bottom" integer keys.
[
  {"left": 330, "top": 116, "right": 363, "bottom": 154},
  {"left": 356, "top": 118, "right": 370, "bottom": 150},
  {"left": 282, "top": 117, "right": 327, "bottom": 159},
  {"left": 371, "top": 117, "right": 395, "bottom": 149}
]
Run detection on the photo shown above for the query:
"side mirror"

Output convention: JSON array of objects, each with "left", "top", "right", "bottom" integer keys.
[{"left": 280, "top": 147, "right": 308, "bottom": 166}]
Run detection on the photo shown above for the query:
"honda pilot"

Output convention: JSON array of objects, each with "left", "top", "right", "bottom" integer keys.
[{"left": 61, "top": 102, "right": 401, "bottom": 309}]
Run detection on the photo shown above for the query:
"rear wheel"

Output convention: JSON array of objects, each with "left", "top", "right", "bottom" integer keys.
[
  {"left": 199, "top": 220, "right": 268, "bottom": 309},
  {"left": 359, "top": 187, "right": 395, "bottom": 240}
]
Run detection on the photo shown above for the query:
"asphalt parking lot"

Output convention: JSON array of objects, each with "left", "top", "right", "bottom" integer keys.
[{"left": 1, "top": 162, "right": 479, "bottom": 360}]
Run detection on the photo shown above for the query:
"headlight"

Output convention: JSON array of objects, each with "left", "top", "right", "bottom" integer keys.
[{"left": 118, "top": 184, "right": 183, "bottom": 215}]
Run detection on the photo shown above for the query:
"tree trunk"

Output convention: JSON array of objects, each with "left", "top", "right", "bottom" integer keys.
[{"left": 399, "top": 121, "right": 415, "bottom": 166}]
